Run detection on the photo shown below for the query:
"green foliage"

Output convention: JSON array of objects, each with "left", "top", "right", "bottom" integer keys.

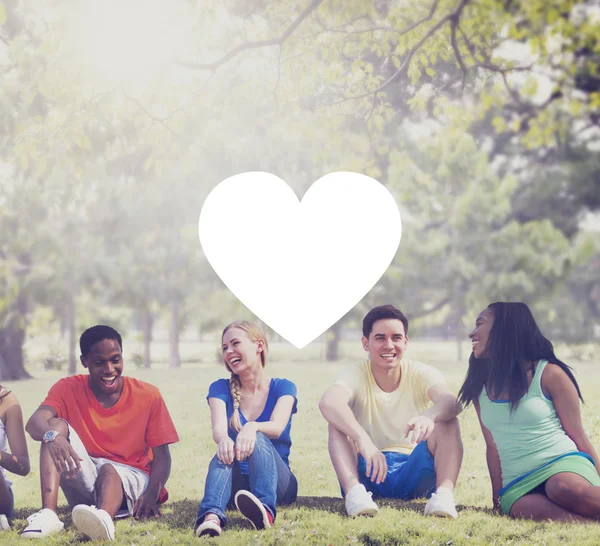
[{"left": 0, "top": 0, "right": 598, "bottom": 377}]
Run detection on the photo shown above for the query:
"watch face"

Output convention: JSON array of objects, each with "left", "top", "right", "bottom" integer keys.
[{"left": 43, "top": 430, "right": 57, "bottom": 442}]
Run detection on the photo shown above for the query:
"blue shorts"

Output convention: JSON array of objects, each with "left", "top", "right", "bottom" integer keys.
[{"left": 357, "top": 441, "right": 436, "bottom": 500}]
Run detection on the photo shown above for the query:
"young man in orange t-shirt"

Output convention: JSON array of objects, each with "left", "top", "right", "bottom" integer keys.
[{"left": 21, "top": 325, "right": 180, "bottom": 541}]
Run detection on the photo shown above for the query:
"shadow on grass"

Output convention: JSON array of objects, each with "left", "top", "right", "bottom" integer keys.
[
  {"left": 10, "top": 497, "right": 497, "bottom": 536},
  {"left": 160, "top": 497, "right": 499, "bottom": 530},
  {"left": 294, "top": 496, "right": 495, "bottom": 517}
]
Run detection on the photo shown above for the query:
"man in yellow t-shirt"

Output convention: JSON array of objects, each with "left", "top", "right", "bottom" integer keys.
[{"left": 319, "top": 305, "right": 463, "bottom": 519}]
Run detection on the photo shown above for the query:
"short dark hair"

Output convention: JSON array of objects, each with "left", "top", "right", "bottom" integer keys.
[
  {"left": 362, "top": 305, "right": 409, "bottom": 338},
  {"left": 79, "top": 325, "right": 123, "bottom": 357}
]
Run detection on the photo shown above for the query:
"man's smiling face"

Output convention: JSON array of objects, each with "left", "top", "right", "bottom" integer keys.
[
  {"left": 81, "top": 338, "right": 124, "bottom": 397},
  {"left": 362, "top": 318, "right": 408, "bottom": 371}
]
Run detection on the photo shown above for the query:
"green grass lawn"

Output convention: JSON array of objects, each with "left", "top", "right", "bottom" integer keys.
[{"left": 4, "top": 339, "right": 600, "bottom": 544}]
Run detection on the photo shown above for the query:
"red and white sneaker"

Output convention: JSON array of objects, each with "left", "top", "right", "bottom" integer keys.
[
  {"left": 234, "top": 490, "right": 274, "bottom": 530},
  {"left": 195, "top": 517, "right": 222, "bottom": 538}
]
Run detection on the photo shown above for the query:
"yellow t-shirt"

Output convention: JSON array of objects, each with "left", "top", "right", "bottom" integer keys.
[{"left": 334, "top": 359, "right": 445, "bottom": 454}]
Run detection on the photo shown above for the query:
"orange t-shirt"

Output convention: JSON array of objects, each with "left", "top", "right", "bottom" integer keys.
[{"left": 41, "top": 375, "right": 179, "bottom": 476}]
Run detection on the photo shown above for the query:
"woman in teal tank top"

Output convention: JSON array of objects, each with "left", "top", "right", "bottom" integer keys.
[{"left": 458, "top": 302, "right": 600, "bottom": 522}]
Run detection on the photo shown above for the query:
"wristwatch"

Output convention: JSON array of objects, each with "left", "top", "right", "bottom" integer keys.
[{"left": 42, "top": 430, "right": 61, "bottom": 443}]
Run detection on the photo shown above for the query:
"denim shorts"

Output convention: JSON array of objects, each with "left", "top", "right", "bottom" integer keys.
[{"left": 356, "top": 441, "right": 436, "bottom": 500}]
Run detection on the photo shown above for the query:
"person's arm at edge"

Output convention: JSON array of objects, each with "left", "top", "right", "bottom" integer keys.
[
  {"left": 0, "top": 393, "right": 30, "bottom": 476},
  {"left": 474, "top": 399, "right": 503, "bottom": 510},
  {"left": 544, "top": 363, "right": 600, "bottom": 470}
]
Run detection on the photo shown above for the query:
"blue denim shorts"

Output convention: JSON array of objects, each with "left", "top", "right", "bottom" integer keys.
[{"left": 357, "top": 441, "right": 436, "bottom": 500}]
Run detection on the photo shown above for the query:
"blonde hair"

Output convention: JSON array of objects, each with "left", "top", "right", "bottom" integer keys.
[{"left": 222, "top": 320, "right": 269, "bottom": 431}]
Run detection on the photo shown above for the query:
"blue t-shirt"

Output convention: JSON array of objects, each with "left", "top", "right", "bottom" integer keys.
[{"left": 207, "top": 378, "right": 298, "bottom": 472}]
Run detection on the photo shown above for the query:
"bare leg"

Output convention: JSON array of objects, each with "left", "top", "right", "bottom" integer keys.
[
  {"left": 426, "top": 418, "right": 463, "bottom": 491},
  {"left": 40, "top": 418, "right": 69, "bottom": 511},
  {"left": 328, "top": 424, "right": 360, "bottom": 495},
  {"left": 95, "top": 465, "right": 124, "bottom": 519},
  {"left": 545, "top": 472, "right": 600, "bottom": 519},
  {"left": 510, "top": 492, "right": 592, "bottom": 522}
]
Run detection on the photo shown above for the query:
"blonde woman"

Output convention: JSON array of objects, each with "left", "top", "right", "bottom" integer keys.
[{"left": 195, "top": 321, "right": 298, "bottom": 538}]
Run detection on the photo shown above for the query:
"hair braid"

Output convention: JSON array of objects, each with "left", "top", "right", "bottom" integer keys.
[{"left": 229, "top": 373, "right": 243, "bottom": 432}]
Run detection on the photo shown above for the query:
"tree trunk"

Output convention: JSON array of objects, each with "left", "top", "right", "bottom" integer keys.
[
  {"left": 326, "top": 321, "right": 342, "bottom": 362},
  {"left": 142, "top": 309, "right": 153, "bottom": 369},
  {"left": 0, "top": 326, "right": 31, "bottom": 380},
  {"left": 66, "top": 295, "right": 77, "bottom": 375},
  {"left": 0, "top": 290, "right": 31, "bottom": 380},
  {"left": 169, "top": 300, "right": 181, "bottom": 369}
]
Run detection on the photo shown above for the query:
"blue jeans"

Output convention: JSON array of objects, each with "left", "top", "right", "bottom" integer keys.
[{"left": 196, "top": 432, "right": 298, "bottom": 527}]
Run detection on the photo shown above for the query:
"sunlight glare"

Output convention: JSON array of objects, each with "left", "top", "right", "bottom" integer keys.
[{"left": 66, "top": 0, "right": 182, "bottom": 89}]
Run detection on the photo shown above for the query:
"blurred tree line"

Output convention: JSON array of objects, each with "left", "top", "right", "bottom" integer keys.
[{"left": 0, "top": 0, "right": 598, "bottom": 378}]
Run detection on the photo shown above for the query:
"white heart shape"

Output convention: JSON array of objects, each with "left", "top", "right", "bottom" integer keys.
[{"left": 199, "top": 172, "right": 402, "bottom": 348}]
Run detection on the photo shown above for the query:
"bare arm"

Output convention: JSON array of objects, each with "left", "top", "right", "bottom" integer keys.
[
  {"left": 209, "top": 398, "right": 230, "bottom": 444},
  {"left": 25, "top": 404, "right": 82, "bottom": 477},
  {"left": 422, "top": 383, "right": 462, "bottom": 423},
  {"left": 25, "top": 405, "right": 58, "bottom": 441},
  {"left": 404, "top": 383, "right": 462, "bottom": 444},
  {"left": 318, "top": 384, "right": 370, "bottom": 444},
  {"left": 251, "top": 395, "right": 295, "bottom": 439},
  {"left": 235, "top": 395, "right": 296, "bottom": 461},
  {"left": 208, "top": 398, "right": 235, "bottom": 465},
  {"left": 543, "top": 363, "right": 600, "bottom": 470},
  {"left": 474, "top": 400, "right": 503, "bottom": 510},
  {"left": 0, "top": 394, "right": 30, "bottom": 476},
  {"left": 133, "top": 444, "right": 171, "bottom": 520},
  {"left": 319, "top": 383, "right": 387, "bottom": 484}
]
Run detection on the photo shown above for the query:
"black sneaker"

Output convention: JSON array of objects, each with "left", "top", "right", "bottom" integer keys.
[{"left": 234, "top": 490, "right": 273, "bottom": 530}]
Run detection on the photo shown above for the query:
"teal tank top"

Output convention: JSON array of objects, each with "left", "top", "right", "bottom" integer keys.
[{"left": 479, "top": 359, "right": 578, "bottom": 487}]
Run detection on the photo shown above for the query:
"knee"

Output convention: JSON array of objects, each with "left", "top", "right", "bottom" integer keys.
[
  {"left": 209, "top": 455, "right": 232, "bottom": 470},
  {"left": 545, "top": 476, "right": 581, "bottom": 503},
  {"left": 428, "top": 417, "right": 462, "bottom": 453},
  {"left": 432, "top": 417, "right": 461, "bottom": 440},
  {"left": 97, "top": 464, "right": 119, "bottom": 481}
]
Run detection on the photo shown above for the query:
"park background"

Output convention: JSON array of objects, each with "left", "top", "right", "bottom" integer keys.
[{"left": 1, "top": 0, "right": 599, "bottom": 544}]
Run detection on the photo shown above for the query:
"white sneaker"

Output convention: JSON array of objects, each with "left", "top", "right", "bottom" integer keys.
[
  {"left": 21, "top": 508, "right": 65, "bottom": 539},
  {"left": 344, "top": 484, "right": 379, "bottom": 517},
  {"left": 0, "top": 514, "right": 10, "bottom": 531},
  {"left": 71, "top": 505, "right": 115, "bottom": 541},
  {"left": 424, "top": 488, "right": 458, "bottom": 519}
]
